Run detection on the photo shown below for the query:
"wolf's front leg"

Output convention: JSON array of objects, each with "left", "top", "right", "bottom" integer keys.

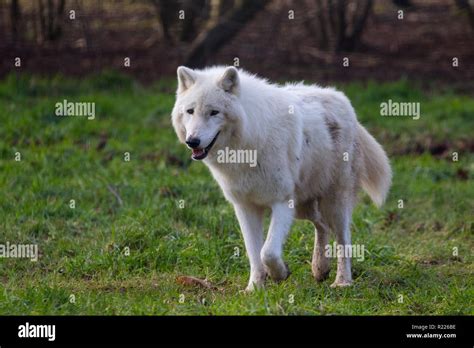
[
  {"left": 261, "top": 202, "right": 294, "bottom": 282},
  {"left": 233, "top": 203, "right": 266, "bottom": 292}
]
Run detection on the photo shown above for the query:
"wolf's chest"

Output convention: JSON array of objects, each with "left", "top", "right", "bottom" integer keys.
[{"left": 208, "top": 162, "right": 292, "bottom": 206}]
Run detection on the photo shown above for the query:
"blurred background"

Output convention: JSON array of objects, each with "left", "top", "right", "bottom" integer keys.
[{"left": 1, "top": 0, "right": 473, "bottom": 90}]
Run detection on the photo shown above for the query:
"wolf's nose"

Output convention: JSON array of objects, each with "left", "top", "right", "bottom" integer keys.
[{"left": 186, "top": 138, "right": 201, "bottom": 148}]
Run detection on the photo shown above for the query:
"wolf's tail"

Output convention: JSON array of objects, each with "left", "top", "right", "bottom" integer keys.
[{"left": 357, "top": 124, "right": 392, "bottom": 207}]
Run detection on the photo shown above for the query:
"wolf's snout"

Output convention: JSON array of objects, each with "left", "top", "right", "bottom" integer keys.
[{"left": 186, "top": 137, "right": 201, "bottom": 148}]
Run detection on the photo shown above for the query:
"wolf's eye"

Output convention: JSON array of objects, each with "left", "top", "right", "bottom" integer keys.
[
  {"left": 187, "top": 108, "right": 194, "bottom": 115},
  {"left": 210, "top": 110, "right": 219, "bottom": 116}
]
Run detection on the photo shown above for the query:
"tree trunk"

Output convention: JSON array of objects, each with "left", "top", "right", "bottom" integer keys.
[
  {"left": 305, "top": 0, "right": 373, "bottom": 52},
  {"left": 179, "top": 0, "right": 205, "bottom": 42},
  {"left": 10, "top": 0, "right": 21, "bottom": 43},
  {"left": 37, "top": 0, "right": 65, "bottom": 41},
  {"left": 339, "top": 0, "right": 372, "bottom": 51},
  {"left": 456, "top": 0, "right": 474, "bottom": 31},
  {"left": 151, "top": 0, "right": 176, "bottom": 43},
  {"left": 184, "top": 0, "right": 266, "bottom": 68}
]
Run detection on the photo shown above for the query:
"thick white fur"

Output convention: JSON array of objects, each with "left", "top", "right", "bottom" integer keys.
[{"left": 171, "top": 66, "right": 392, "bottom": 291}]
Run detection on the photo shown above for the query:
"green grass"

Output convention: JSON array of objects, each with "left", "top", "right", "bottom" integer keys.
[{"left": 0, "top": 72, "right": 472, "bottom": 315}]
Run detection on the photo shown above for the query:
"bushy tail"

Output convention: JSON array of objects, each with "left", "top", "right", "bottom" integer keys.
[{"left": 357, "top": 124, "right": 392, "bottom": 207}]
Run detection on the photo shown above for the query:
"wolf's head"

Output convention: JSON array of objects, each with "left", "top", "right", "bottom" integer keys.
[{"left": 171, "top": 66, "right": 244, "bottom": 161}]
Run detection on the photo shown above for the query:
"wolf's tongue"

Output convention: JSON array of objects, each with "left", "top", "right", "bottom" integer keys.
[{"left": 192, "top": 148, "right": 205, "bottom": 156}]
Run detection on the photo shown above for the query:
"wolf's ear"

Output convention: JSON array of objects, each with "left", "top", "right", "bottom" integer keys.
[
  {"left": 219, "top": 67, "right": 240, "bottom": 94},
  {"left": 177, "top": 66, "right": 196, "bottom": 93}
]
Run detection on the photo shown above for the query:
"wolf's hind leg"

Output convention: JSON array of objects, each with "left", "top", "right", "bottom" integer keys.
[
  {"left": 311, "top": 211, "right": 331, "bottom": 282},
  {"left": 327, "top": 203, "right": 353, "bottom": 287},
  {"left": 233, "top": 203, "right": 266, "bottom": 292},
  {"left": 261, "top": 202, "right": 294, "bottom": 282}
]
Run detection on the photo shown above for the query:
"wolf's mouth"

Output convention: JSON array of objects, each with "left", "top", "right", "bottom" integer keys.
[{"left": 191, "top": 131, "right": 220, "bottom": 160}]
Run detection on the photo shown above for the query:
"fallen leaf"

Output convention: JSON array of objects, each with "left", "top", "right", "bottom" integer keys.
[{"left": 176, "top": 276, "right": 220, "bottom": 290}]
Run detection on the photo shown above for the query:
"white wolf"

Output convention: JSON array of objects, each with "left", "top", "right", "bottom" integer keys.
[{"left": 171, "top": 66, "right": 391, "bottom": 291}]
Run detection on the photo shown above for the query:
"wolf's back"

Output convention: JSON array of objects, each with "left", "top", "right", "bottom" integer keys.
[{"left": 357, "top": 124, "right": 392, "bottom": 207}]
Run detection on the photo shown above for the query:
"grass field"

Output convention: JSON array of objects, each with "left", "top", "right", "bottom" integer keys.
[{"left": 0, "top": 73, "right": 472, "bottom": 315}]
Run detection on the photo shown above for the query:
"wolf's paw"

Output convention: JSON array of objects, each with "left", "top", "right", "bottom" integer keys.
[
  {"left": 264, "top": 260, "right": 290, "bottom": 282},
  {"left": 330, "top": 280, "right": 353, "bottom": 288},
  {"left": 261, "top": 248, "right": 290, "bottom": 282},
  {"left": 244, "top": 284, "right": 258, "bottom": 293},
  {"left": 266, "top": 266, "right": 290, "bottom": 282},
  {"left": 312, "top": 267, "right": 330, "bottom": 282},
  {"left": 244, "top": 281, "right": 264, "bottom": 293},
  {"left": 244, "top": 272, "right": 266, "bottom": 292}
]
